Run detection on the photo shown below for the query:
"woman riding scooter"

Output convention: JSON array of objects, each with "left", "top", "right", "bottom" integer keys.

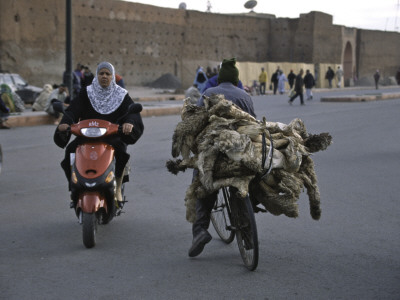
[{"left": 54, "top": 61, "right": 144, "bottom": 205}]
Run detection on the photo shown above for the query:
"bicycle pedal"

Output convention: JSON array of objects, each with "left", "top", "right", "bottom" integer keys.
[{"left": 115, "top": 209, "right": 125, "bottom": 217}]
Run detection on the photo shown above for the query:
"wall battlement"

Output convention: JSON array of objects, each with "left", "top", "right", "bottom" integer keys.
[{"left": 0, "top": 0, "right": 399, "bottom": 88}]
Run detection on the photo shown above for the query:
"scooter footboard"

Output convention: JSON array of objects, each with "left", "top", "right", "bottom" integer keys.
[{"left": 78, "top": 192, "right": 107, "bottom": 214}]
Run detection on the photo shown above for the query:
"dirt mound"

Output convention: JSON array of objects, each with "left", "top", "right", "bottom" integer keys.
[{"left": 148, "top": 73, "right": 181, "bottom": 89}]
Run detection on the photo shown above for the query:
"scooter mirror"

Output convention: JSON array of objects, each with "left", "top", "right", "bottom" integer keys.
[{"left": 128, "top": 103, "right": 143, "bottom": 114}]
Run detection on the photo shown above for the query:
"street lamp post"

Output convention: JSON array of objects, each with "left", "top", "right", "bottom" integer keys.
[{"left": 64, "top": 0, "right": 73, "bottom": 95}]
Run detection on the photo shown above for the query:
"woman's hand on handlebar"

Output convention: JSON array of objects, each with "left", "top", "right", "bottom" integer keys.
[
  {"left": 58, "top": 123, "right": 70, "bottom": 132},
  {"left": 121, "top": 123, "right": 134, "bottom": 135}
]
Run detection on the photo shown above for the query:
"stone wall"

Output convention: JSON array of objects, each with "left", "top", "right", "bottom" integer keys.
[
  {"left": 356, "top": 30, "right": 400, "bottom": 83},
  {"left": 0, "top": 0, "right": 399, "bottom": 89}
]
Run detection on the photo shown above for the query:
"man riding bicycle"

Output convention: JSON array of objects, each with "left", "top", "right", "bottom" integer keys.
[{"left": 189, "top": 58, "right": 256, "bottom": 257}]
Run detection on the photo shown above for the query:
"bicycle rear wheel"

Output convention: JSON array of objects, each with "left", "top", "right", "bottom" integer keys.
[
  {"left": 211, "top": 187, "right": 235, "bottom": 244},
  {"left": 231, "top": 195, "right": 259, "bottom": 271}
]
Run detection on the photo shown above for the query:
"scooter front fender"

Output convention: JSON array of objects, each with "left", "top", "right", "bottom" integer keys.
[{"left": 78, "top": 192, "right": 107, "bottom": 214}]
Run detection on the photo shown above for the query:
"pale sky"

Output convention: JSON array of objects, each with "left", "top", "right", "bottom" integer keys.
[{"left": 123, "top": 0, "right": 400, "bottom": 32}]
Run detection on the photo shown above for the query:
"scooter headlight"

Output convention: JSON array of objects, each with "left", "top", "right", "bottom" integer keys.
[
  {"left": 81, "top": 127, "right": 107, "bottom": 137},
  {"left": 72, "top": 171, "right": 78, "bottom": 184},
  {"left": 105, "top": 171, "right": 115, "bottom": 183}
]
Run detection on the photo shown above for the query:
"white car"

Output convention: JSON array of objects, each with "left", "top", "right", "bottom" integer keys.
[{"left": 0, "top": 72, "right": 42, "bottom": 104}]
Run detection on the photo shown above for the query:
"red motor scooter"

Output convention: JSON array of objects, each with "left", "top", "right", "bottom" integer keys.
[{"left": 54, "top": 102, "right": 142, "bottom": 248}]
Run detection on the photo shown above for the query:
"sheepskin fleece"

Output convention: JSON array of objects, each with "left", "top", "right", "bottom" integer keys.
[{"left": 166, "top": 95, "right": 332, "bottom": 223}]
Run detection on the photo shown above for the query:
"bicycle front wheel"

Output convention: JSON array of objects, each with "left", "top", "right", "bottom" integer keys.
[
  {"left": 211, "top": 187, "right": 235, "bottom": 244},
  {"left": 231, "top": 195, "right": 259, "bottom": 271}
]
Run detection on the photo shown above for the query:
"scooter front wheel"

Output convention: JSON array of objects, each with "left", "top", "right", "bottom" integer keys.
[{"left": 82, "top": 212, "right": 97, "bottom": 248}]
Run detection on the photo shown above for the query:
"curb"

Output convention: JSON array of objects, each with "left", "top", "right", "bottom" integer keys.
[
  {"left": 7, "top": 97, "right": 185, "bottom": 128},
  {"left": 321, "top": 92, "right": 400, "bottom": 102},
  {"left": 140, "top": 106, "right": 182, "bottom": 117},
  {"left": 7, "top": 113, "right": 57, "bottom": 127},
  {"left": 132, "top": 95, "right": 186, "bottom": 102},
  {"left": 7, "top": 106, "right": 185, "bottom": 128}
]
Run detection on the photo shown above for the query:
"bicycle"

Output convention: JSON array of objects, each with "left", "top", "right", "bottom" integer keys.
[
  {"left": 211, "top": 186, "right": 259, "bottom": 271},
  {"left": 210, "top": 131, "right": 274, "bottom": 271}
]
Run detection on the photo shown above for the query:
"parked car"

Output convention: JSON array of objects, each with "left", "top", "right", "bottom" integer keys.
[{"left": 0, "top": 72, "right": 42, "bottom": 105}]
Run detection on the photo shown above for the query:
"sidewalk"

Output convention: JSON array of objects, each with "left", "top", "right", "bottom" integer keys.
[
  {"left": 6, "top": 86, "right": 186, "bottom": 128},
  {"left": 320, "top": 91, "right": 400, "bottom": 102},
  {"left": 5, "top": 85, "right": 400, "bottom": 128}
]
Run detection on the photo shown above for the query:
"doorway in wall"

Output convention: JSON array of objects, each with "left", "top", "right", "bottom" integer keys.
[{"left": 343, "top": 41, "right": 353, "bottom": 87}]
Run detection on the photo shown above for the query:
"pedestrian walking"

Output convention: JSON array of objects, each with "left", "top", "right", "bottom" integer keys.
[
  {"left": 374, "top": 70, "right": 380, "bottom": 89},
  {"left": 325, "top": 66, "right": 335, "bottom": 88},
  {"left": 258, "top": 67, "right": 268, "bottom": 95},
  {"left": 277, "top": 71, "right": 288, "bottom": 94},
  {"left": 288, "top": 69, "right": 305, "bottom": 105},
  {"left": 288, "top": 70, "right": 296, "bottom": 89},
  {"left": 336, "top": 66, "right": 343, "bottom": 88},
  {"left": 271, "top": 67, "right": 280, "bottom": 95},
  {"left": 396, "top": 67, "right": 400, "bottom": 85},
  {"left": 303, "top": 70, "right": 315, "bottom": 100}
]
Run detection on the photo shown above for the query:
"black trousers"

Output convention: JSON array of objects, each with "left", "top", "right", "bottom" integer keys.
[
  {"left": 289, "top": 92, "right": 304, "bottom": 104},
  {"left": 273, "top": 82, "right": 278, "bottom": 95},
  {"left": 192, "top": 191, "right": 218, "bottom": 236},
  {"left": 259, "top": 82, "right": 266, "bottom": 95}
]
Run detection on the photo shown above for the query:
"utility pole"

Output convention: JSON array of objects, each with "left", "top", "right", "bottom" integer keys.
[{"left": 64, "top": 0, "right": 73, "bottom": 95}]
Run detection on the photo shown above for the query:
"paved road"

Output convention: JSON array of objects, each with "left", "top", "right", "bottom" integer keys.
[{"left": 0, "top": 88, "right": 399, "bottom": 299}]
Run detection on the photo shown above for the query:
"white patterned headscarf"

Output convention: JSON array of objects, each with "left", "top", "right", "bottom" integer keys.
[{"left": 87, "top": 61, "right": 127, "bottom": 114}]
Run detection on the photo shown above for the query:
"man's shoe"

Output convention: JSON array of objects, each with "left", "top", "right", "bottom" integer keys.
[{"left": 188, "top": 230, "right": 212, "bottom": 257}]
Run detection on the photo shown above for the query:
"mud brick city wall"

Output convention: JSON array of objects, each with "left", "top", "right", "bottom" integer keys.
[
  {"left": 356, "top": 30, "right": 400, "bottom": 79},
  {"left": 0, "top": 0, "right": 399, "bottom": 88}
]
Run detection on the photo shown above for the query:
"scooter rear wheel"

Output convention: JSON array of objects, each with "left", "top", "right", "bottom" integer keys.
[{"left": 82, "top": 212, "right": 97, "bottom": 248}]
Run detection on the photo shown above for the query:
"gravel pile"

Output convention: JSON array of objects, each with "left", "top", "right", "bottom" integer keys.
[{"left": 148, "top": 73, "right": 181, "bottom": 89}]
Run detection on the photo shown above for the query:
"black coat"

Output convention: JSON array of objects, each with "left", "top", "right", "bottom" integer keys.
[
  {"left": 288, "top": 72, "right": 296, "bottom": 86},
  {"left": 54, "top": 88, "right": 144, "bottom": 148},
  {"left": 303, "top": 73, "right": 315, "bottom": 89},
  {"left": 325, "top": 69, "right": 334, "bottom": 80},
  {"left": 294, "top": 74, "right": 304, "bottom": 93},
  {"left": 271, "top": 72, "right": 279, "bottom": 84}
]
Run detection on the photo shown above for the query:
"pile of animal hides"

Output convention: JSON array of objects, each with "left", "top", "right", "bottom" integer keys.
[{"left": 166, "top": 94, "right": 332, "bottom": 223}]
